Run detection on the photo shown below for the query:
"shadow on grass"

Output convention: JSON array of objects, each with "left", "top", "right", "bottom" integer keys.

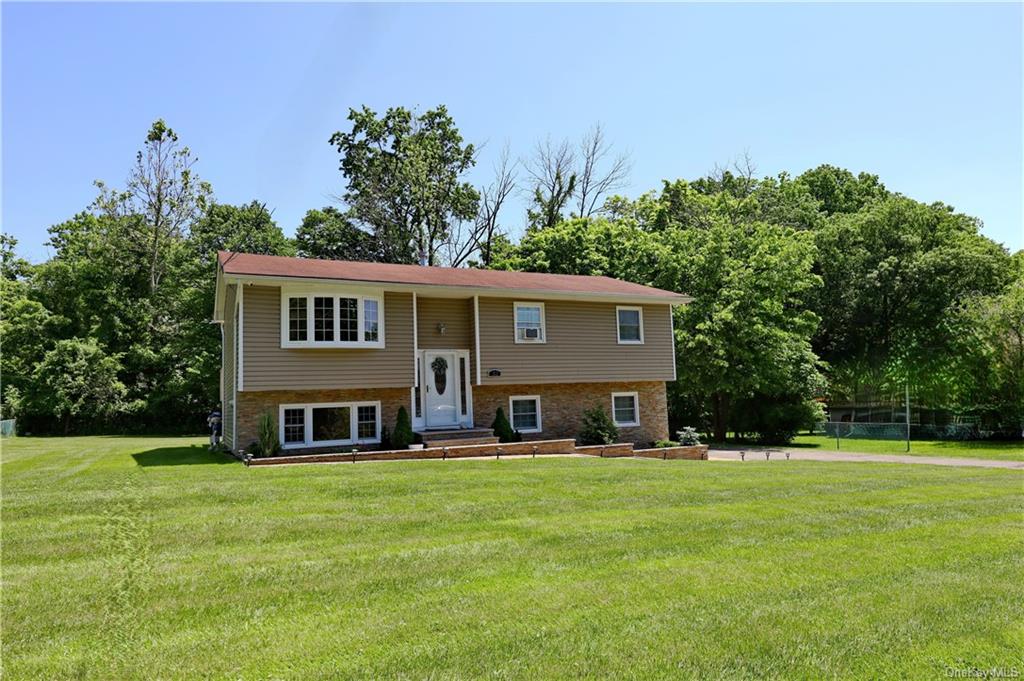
[
  {"left": 929, "top": 438, "right": 1024, "bottom": 447},
  {"left": 132, "top": 445, "right": 235, "bottom": 467}
]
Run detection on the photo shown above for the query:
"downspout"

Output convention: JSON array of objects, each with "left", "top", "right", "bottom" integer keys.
[
  {"left": 669, "top": 305, "right": 677, "bottom": 382},
  {"left": 238, "top": 285, "right": 244, "bottom": 392},
  {"left": 474, "top": 295, "right": 481, "bottom": 386},
  {"left": 412, "top": 291, "right": 419, "bottom": 423}
]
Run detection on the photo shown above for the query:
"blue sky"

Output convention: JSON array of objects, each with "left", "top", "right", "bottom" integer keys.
[{"left": 3, "top": 2, "right": 1021, "bottom": 262}]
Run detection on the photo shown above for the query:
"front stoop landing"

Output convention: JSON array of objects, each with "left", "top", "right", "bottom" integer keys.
[{"left": 417, "top": 427, "right": 499, "bottom": 448}]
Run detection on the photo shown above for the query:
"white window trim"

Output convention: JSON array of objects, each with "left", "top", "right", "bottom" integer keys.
[
  {"left": 513, "top": 301, "right": 546, "bottom": 344},
  {"left": 280, "top": 286, "right": 385, "bottom": 349},
  {"left": 616, "top": 305, "right": 644, "bottom": 345},
  {"left": 611, "top": 391, "right": 640, "bottom": 427},
  {"left": 278, "top": 400, "right": 382, "bottom": 449},
  {"left": 509, "top": 395, "right": 542, "bottom": 434}
]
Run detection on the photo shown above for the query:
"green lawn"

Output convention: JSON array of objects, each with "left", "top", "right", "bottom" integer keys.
[
  {"left": 3, "top": 436, "right": 1022, "bottom": 679},
  {"left": 789, "top": 434, "right": 1024, "bottom": 461}
]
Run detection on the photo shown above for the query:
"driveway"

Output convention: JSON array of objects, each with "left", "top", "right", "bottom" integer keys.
[{"left": 708, "top": 447, "right": 1024, "bottom": 470}]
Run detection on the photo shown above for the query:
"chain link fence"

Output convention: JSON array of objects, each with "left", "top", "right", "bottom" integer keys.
[{"left": 815, "top": 421, "right": 1012, "bottom": 442}]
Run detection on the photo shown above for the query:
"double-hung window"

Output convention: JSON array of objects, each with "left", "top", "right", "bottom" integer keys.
[
  {"left": 611, "top": 392, "right": 640, "bottom": 427},
  {"left": 279, "top": 401, "right": 381, "bottom": 448},
  {"left": 509, "top": 395, "right": 542, "bottom": 433},
  {"left": 514, "top": 302, "right": 545, "bottom": 343},
  {"left": 616, "top": 306, "right": 644, "bottom": 344},
  {"left": 283, "top": 289, "right": 384, "bottom": 348}
]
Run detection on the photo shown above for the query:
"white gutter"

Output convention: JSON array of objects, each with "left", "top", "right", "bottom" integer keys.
[{"left": 220, "top": 273, "right": 691, "bottom": 305}]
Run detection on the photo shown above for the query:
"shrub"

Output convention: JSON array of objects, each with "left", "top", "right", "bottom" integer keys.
[
  {"left": 379, "top": 424, "right": 392, "bottom": 450},
  {"left": 491, "top": 407, "right": 517, "bottom": 443},
  {"left": 392, "top": 406, "right": 414, "bottom": 449},
  {"left": 676, "top": 427, "right": 701, "bottom": 446},
  {"left": 654, "top": 438, "right": 680, "bottom": 448},
  {"left": 731, "top": 394, "right": 823, "bottom": 444},
  {"left": 579, "top": 405, "right": 618, "bottom": 445},
  {"left": 257, "top": 411, "right": 281, "bottom": 457}
]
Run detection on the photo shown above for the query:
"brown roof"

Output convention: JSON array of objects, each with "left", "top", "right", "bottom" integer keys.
[{"left": 218, "top": 251, "right": 687, "bottom": 301}]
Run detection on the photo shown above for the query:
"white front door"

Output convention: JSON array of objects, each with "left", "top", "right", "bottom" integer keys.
[{"left": 424, "top": 350, "right": 459, "bottom": 427}]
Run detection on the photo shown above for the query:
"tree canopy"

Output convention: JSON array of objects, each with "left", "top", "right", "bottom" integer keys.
[
  {"left": 4, "top": 111, "right": 1020, "bottom": 442},
  {"left": 329, "top": 106, "right": 479, "bottom": 265}
]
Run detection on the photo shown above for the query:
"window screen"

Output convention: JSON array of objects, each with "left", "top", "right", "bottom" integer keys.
[
  {"left": 364, "top": 299, "right": 379, "bottom": 342},
  {"left": 288, "top": 297, "right": 308, "bottom": 342},
  {"left": 339, "top": 298, "right": 358, "bottom": 342},
  {"left": 511, "top": 398, "right": 539, "bottom": 432},
  {"left": 515, "top": 304, "right": 544, "bottom": 342},
  {"left": 613, "top": 394, "right": 638, "bottom": 425},
  {"left": 617, "top": 308, "right": 642, "bottom": 342},
  {"left": 357, "top": 405, "right": 377, "bottom": 440},
  {"left": 283, "top": 408, "right": 305, "bottom": 443},
  {"left": 314, "top": 297, "right": 334, "bottom": 342}
]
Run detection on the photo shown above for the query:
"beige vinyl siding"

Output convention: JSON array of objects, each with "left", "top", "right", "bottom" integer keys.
[
  {"left": 477, "top": 297, "right": 675, "bottom": 384},
  {"left": 416, "top": 297, "right": 476, "bottom": 378},
  {"left": 222, "top": 284, "right": 237, "bottom": 448},
  {"left": 241, "top": 285, "right": 415, "bottom": 391}
]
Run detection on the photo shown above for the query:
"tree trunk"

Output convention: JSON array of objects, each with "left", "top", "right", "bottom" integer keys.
[{"left": 712, "top": 392, "right": 729, "bottom": 442}]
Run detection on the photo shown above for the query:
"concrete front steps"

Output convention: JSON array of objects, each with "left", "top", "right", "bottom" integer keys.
[{"left": 418, "top": 427, "right": 500, "bottom": 448}]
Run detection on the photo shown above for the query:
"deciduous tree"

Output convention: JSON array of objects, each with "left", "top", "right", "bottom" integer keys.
[{"left": 330, "top": 106, "right": 479, "bottom": 265}]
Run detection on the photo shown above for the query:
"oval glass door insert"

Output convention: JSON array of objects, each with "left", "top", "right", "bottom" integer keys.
[{"left": 432, "top": 358, "right": 448, "bottom": 396}]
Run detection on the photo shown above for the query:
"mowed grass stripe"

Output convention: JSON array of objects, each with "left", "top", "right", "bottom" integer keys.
[{"left": 2, "top": 436, "right": 1021, "bottom": 679}]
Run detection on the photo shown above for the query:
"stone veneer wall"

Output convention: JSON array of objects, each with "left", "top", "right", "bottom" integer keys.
[
  {"left": 472, "top": 380, "right": 668, "bottom": 447},
  {"left": 235, "top": 381, "right": 668, "bottom": 452},
  {"left": 235, "top": 387, "right": 409, "bottom": 452}
]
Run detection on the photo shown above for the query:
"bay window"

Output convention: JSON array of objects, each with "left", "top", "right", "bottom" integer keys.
[{"left": 282, "top": 288, "right": 384, "bottom": 348}]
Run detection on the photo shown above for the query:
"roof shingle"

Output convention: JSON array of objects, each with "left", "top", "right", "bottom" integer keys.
[{"left": 218, "top": 251, "right": 686, "bottom": 301}]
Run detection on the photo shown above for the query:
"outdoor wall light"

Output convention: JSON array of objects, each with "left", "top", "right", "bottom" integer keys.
[{"left": 436, "top": 322, "right": 447, "bottom": 335}]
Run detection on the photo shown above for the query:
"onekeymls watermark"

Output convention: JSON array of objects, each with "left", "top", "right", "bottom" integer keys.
[{"left": 945, "top": 665, "right": 1020, "bottom": 679}]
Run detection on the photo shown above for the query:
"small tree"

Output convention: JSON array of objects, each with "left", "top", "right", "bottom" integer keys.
[
  {"left": 392, "top": 406, "right": 414, "bottom": 449},
  {"left": 29, "top": 338, "right": 126, "bottom": 435},
  {"left": 257, "top": 412, "right": 280, "bottom": 457},
  {"left": 491, "top": 407, "right": 517, "bottom": 443},
  {"left": 676, "top": 427, "right": 701, "bottom": 446},
  {"left": 579, "top": 405, "right": 618, "bottom": 445}
]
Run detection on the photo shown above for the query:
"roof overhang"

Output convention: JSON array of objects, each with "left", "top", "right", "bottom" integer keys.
[{"left": 220, "top": 272, "right": 692, "bottom": 306}]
